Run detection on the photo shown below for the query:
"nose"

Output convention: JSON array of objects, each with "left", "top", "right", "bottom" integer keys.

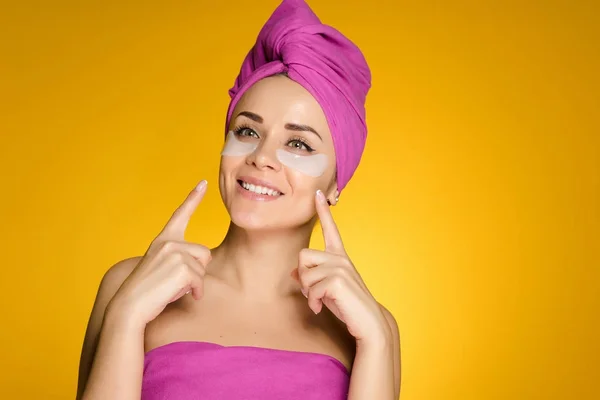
[{"left": 246, "top": 140, "right": 282, "bottom": 172}]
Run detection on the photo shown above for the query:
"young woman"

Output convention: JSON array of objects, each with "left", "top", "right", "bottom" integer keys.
[{"left": 77, "top": 1, "right": 401, "bottom": 399}]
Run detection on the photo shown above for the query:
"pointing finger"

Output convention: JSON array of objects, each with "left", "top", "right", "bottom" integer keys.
[
  {"left": 159, "top": 180, "right": 207, "bottom": 239},
  {"left": 315, "top": 190, "right": 345, "bottom": 254}
]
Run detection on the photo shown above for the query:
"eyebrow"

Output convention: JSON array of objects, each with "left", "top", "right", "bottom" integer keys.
[
  {"left": 235, "top": 111, "right": 323, "bottom": 142},
  {"left": 284, "top": 123, "right": 322, "bottom": 142},
  {"left": 237, "top": 111, "right": 263, "bottom": 123}
]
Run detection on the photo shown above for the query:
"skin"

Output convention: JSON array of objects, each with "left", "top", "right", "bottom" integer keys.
[{"left": 76, "top": 75, "right": 401, "bottom": 399}]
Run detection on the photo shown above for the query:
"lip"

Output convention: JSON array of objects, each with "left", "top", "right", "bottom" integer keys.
[{"left": 237, "top": 176, "right": 284, "bottom": 195}]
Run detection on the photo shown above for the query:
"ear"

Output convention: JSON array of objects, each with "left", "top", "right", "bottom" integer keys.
[{"left": 326, "top": 187, "right": 340, "bottom": 206}]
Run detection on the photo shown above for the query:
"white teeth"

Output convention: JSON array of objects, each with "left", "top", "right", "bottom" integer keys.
[{"left": 240, "top": 181, "right": 280, "bottom": 196}]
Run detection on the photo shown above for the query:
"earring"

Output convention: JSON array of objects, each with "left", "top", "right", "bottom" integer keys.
[{"left": 327, "top": 195, "right": 340, "bottom": 206}]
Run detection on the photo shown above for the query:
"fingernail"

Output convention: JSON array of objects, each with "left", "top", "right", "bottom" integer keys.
[
  {"left": 301, "top": 288, "right": 308, "bottom": 298},
  {"left": 195, "top": 180, "right": 207, "bottom": 192},
  {"left": 316, "top": 190, "right": 326, "bottom": 204}
]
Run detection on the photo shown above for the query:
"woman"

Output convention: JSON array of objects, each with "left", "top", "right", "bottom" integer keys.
[{"left": 77, "top": 0, "right": 400, "bottom": 399}]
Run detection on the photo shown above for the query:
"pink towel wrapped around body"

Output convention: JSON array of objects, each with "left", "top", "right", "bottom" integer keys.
[{"left": 142, "top": 341, "right": 350, "bottom": 399}]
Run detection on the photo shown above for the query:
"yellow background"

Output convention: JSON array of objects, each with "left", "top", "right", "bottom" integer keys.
[{"left": 1, "top": 0, "right": 598, "bottom": 399}]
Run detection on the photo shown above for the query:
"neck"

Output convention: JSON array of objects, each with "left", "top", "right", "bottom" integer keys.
[{"left": 209, "top": 219, "right": 317, "bottom": 298}]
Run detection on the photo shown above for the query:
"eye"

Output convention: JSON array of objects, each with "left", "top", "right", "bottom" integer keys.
[
  {"left": 287, "top": 137, "right": 315, "bottom": 153},
  {"left": 233, "top": 126, "right": 259, "bottom": 139}
]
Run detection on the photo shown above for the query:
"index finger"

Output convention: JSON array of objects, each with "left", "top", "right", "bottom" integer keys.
[
  {"left": 315, "top": 190, "right": 345, "bottom": 254},
  {"left": 159, "top": 180, "right": 208, "bottom": 239}
]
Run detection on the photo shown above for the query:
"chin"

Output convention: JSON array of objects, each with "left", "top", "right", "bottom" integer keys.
[
  {"left": 228, "top": 207, "right": 314, "bottom": 233},
  {"left": 230, "top": 210, "right": 269, "bottom": 230}
]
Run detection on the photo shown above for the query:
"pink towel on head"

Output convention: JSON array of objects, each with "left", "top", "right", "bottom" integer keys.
[
  {"left": 225, "top": 0, "right": 371, "bottom": 193},
  {"left": 141, "top": 341, "right": 350, "bottom": 399}
]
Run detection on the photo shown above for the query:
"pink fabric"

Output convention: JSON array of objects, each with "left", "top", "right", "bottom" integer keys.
[
  {"left": 225, "top": 0, "right": 371, "bottom": 193},
  {"left": 142, "top": 341, "right": 350, "bottom": 399}
]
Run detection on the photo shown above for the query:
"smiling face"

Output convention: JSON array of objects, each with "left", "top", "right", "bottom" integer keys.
[{"left": 219, "top": 75, "right": 339, "bottom": 231}]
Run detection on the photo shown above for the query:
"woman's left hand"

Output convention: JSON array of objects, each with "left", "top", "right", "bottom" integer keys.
[{"left": 292, "top": 190, "right": 392, "bottom": 347}]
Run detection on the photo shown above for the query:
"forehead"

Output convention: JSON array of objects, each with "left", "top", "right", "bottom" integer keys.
[{"left": 232, "top": 76, "right": 332, "bottom": 142}]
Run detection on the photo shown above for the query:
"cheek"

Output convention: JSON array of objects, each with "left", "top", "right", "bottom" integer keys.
[
  {"left": 284, "top": 160, "right": 336, "bottom": 196},
  {"left": 219, "top": 156, "right": 245, "bottom": 195},
  {"left": 220, "top": 155, "right": 244, "bottom": 175}
]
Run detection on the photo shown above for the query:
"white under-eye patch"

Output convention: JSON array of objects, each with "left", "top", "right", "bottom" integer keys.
[
  {"left": 275, "top": 149, "right": 328, "bottom": 177},
  {"left": 221, "top": 130, "right": 329, "bottom": 177},
  {"left": 221, "top": 130, "right": 258, "bottom": 156}
]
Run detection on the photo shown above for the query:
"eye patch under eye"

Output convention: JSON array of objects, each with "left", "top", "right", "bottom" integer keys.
[
  {"left": 221, "top": 130, "right": 258, "bottom": 156},
  {"left": 221, "top": 130, "right": 328, "bottom": 177}
]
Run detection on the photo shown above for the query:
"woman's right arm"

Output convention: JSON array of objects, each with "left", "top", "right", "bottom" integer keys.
[
  {"left": 75, "top": 257, "right": 141, "bottom": 400},
  {"left": 76, "top": 180, "right": 212, "bottom": 400}
]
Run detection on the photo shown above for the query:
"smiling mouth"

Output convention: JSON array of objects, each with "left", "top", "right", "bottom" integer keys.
[{"left": 237, "top": 180, "right": 283, "bottom": 197}]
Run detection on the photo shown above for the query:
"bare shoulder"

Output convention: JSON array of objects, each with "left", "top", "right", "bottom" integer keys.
[
  {"left": 99, "top": 256, "right": 142, "bottom": 295},
  {"left": 378, "top": 302, "right": 401, "bottom": 399},
  {"left": 378, "top": 302, "right": 400, "bottom": 339},
  {"left": 75, "top": 256, "right": 142, "bottom": 400}
]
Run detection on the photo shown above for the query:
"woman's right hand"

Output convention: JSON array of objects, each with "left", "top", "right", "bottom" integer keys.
[{"left": 106, "top": 180, "right": 212, "bottom": 330}]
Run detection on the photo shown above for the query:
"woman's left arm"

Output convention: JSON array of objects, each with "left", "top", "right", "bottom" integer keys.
[{"left": 295, "top": 190, "right": 401, "bottom": 400}]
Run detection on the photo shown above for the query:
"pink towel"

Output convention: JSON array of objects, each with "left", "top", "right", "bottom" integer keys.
[
  {"left": 225, "top": 0, "right": 371, "bottom": 193},
  {"left": 142, "top": 341, "right": 350, "bottom": 399}
]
